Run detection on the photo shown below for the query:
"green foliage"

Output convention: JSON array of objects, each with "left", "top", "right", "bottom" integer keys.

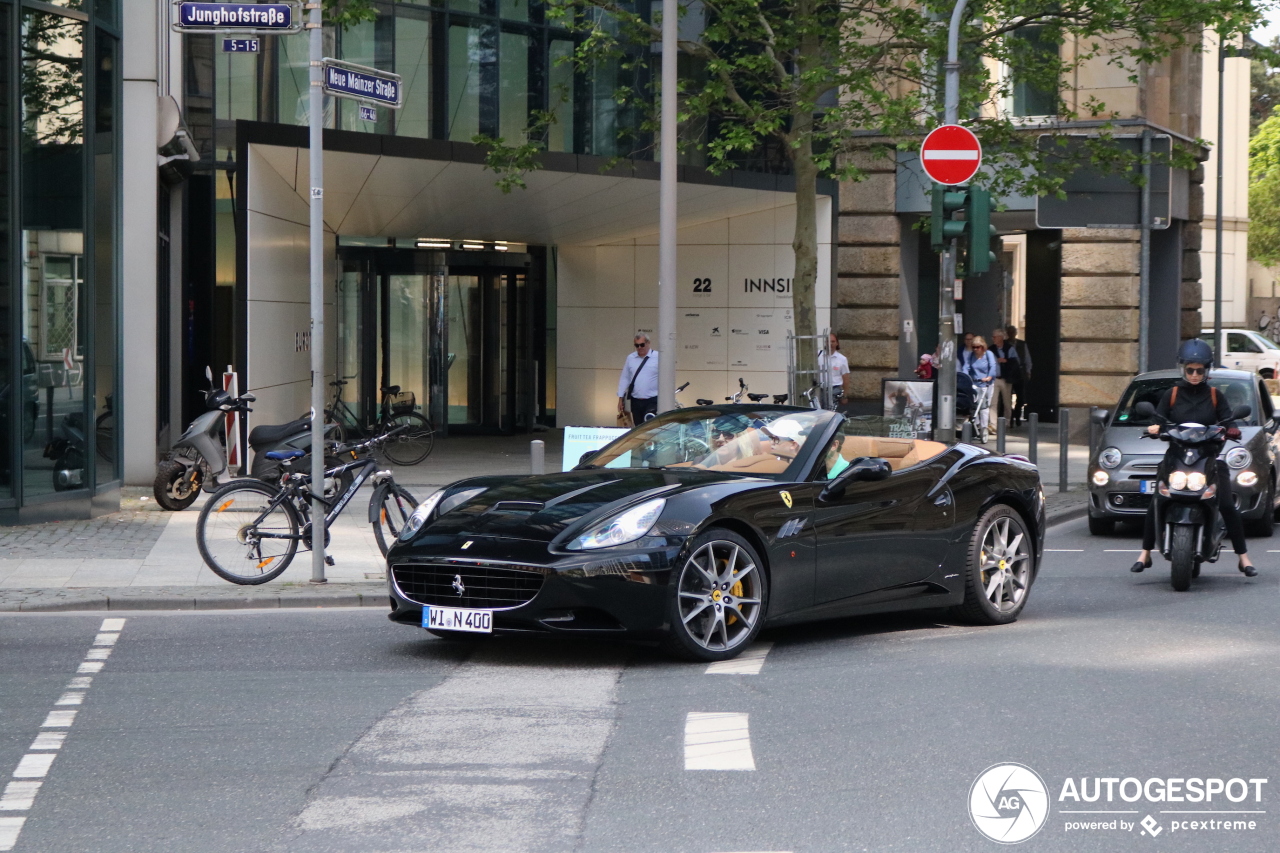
[
  {"left": 1252, "top": 37, "right": 1280, "bottom": 137},
  {"left": 1250, "top": 106, "right": 1280, "bottom": 264}
]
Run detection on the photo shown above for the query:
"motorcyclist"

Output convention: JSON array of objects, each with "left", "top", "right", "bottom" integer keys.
[{"left": 1131, "top": 338, "right": 1257, "bottom": 577}]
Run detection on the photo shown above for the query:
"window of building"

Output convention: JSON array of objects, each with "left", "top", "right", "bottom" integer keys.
[{"left": 1006, "top": 26, "right": 1059, "bottom": 118}]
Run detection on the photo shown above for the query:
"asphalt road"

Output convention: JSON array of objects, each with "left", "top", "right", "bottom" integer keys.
[{"left": 2, "top": 515, "right": 1279, "bottom": 852}]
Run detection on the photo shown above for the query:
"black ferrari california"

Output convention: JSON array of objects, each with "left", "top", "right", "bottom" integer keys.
[{"left": 385, "top": 405, "right": 1045, "bottom": 661}]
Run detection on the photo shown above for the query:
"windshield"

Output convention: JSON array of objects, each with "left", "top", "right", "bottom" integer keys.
[
  {"left": 579, "top": 408, "right": 837, "bottom": 479},
  {"left": 1112, "top": 377, "right": 1258, "bottom": 427}
]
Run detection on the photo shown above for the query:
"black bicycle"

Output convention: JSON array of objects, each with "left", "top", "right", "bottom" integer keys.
[
  {"left": 195, "top": 429, "right": 420, "bottom": 585},
  {"left": 325, "top": 378, "right": 434, "bottom": 466}
]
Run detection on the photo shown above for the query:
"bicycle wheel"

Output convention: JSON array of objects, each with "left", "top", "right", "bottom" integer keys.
[
  {"left": 380, "top": 411, "right": 434, "bottom": 466},
  {"left": 372, "top": 482, "right": 419, "bottom": 556},
  {"left": 196, "top": 480, "right": 300, "bottom": 584}
]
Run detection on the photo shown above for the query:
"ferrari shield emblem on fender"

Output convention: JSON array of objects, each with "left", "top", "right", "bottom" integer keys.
[{"left": 779, "top": 491, "right": 793, "bottom": 508}]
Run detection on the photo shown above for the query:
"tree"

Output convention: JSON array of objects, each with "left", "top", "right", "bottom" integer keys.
[
  {"left": 1250, "top": 37, "right": 1280, "bottom": 136},
  {"left": 1249, "top": 106, "right": 1280, "bottom": 265},
  {"left": 479, "top": 0, "right": 1259, "bottom": 383}
]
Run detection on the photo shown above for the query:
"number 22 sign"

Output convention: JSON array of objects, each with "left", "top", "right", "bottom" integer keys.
[{"left": 692, "top": 277, "right": 712, "bottom": 293}]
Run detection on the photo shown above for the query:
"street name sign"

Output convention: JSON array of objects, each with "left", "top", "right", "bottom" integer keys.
[
  {"left": 222, "top": 38, "right": 260, "bottom": 52},
  {"left": 321, "top": 59, "right": 403, "bottom": 108},
  {"left": 920, "top": 124, "right": 982, "bottom": 186},
  {"left": 171, "top": 2, "right": 302, "bottom": 33}
]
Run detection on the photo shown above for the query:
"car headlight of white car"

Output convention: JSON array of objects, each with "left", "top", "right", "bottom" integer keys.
[
  {"left": 1225, "top": 447, "right": 1252, "bottom": 469},
  {"left": 1098, "top": 447, "right": 1122, "bottom": 469},
  {"left": 567, "top": 498, "right": 666, "bottom": 551}
]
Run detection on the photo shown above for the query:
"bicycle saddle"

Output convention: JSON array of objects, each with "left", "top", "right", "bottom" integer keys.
[
  {"left": 264, "top": 449, "right": 306, "bottom": 460},
  {"left": 747, "top": 393, "right": 768, "bottom": 402},
  {"left": 772, "top": 395, "right": 789, "bottom": 404},
  {"left": 696, "top": 398, "right": 714, "bottom": 406},
  {"left": 330, "top": 379, "right": 348, "bottom": 387},
  {"left": 382, "top": 385, "right": 401, "bottom": 396}
]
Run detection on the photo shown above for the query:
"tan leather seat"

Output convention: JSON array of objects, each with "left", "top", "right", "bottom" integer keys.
[{"left": 837, "top": 436, "right": 948, "bottom": 471}]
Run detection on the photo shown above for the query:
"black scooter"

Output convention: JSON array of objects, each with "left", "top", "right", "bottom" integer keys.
[{"left": 1134, "top": 399, "right": 1250, "bottom": 591}]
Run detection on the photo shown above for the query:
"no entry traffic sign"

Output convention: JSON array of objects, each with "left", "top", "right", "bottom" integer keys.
[{"left": 920, "top": 124, "right": 982, "bottom": 186}]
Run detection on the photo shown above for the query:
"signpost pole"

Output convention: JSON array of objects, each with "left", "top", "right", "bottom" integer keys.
[
  {"left": 657, "top": 0, "right": 677, "bottom": 413},
  {"left": 308, "top": 0, "right": 326, "bottom": 583},
  {"left": 936, "top": 0, "right": 970, "bottom": 444}
]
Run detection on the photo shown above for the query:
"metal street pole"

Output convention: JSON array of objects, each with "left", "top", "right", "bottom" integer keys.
[
  {"left": 1214, "top": 31, "right": 1226, "bottom": 367},
  {"left": 308, "top": 1, "right": 326, "bottom": 582},
  {"left": 657, "top": 0, "right": 678, "bottom": 412},
  {"left": 935, "top": 0, "right": 970, "bottom": 443},
  {"left": 1139, "top": 129, "right": 1151, "bottom": 372}
]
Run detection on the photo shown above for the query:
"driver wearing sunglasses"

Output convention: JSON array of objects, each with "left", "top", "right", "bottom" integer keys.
[{"left": 1131, "top": 338, "right": 1257, "bottom": 577}]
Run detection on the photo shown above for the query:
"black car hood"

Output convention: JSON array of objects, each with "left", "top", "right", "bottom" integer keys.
[{"left": 424, "top": 468, "right": 744, "bottom": 542}]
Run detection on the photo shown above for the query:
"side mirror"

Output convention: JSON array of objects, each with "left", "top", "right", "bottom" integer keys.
[
  {"left": 240, "top": 392, "right": 256, "bottom": 402},
  {"left": 820, "top": 457, "right": 892, "bottom": 501},
  {"left": 579, "top": 450, "right": 596, "bottom": 465},
  {"left": 1233, "top": 404, "right": 1252, "bottom": 421},
  {"left": 1090, "top": 408, "right": 1109, "bottom": 425},
  {"left": 1134, "top": 401, "right": 1156, "bottom": 418}
]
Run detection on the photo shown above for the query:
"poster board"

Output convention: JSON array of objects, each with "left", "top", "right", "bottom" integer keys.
[
  {"left": 882, "top": 379, "right": 935, "bottom": 440},
  {"left": 562, "top": 426, "right": 630, "bottom": 471}
]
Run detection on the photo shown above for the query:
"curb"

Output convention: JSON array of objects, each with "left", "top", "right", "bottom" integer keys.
[{"left": 0, "top": 584, "right": 388, "bottom": 613}]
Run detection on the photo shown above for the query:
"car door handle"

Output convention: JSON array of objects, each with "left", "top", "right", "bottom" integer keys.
[{"left": 933, "top": 493, "right": 952, "bottom": 507}]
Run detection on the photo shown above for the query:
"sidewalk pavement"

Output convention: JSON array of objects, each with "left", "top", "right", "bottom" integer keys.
[{"left": 0, "top": 427, "right": 1090, "bottom": 612}]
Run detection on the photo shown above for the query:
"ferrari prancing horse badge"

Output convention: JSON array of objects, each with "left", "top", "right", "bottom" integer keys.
[{"left": 779, "top": 491, "right": 793, "bottom": 508}]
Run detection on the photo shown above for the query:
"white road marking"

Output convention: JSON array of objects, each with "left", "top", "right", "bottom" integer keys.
[
  {"left": 0, "top": 817, "right": 26, "bottom": 851},
  {"left": 0, "top": 782, "right": 40, "bottom": 811},
  {"left": 1045, "top": 548, "right": 1084, "bottom": 552},
  {"left": 29, "top": 733, "right": 64, "bottom": 751},
  {"left": 0, "top": 617, "right": 125, "bottom": 851},
  {"left": 684, "top": 712, "right": 756, "bottom": 771},
  {"left": 705, "top": 642, "right": 773, "bottom": 675},
  {"left": 1104, "top": 549, "right": 1142, "bottom": 552},
  {"left": 40, "top": 711, "right": 76, "bottom": 728},
  {"left": 12, "top": 756, "right": 54, "bottom": 779}
]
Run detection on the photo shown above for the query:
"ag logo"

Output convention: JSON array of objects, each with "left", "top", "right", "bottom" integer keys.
[
  {"left": 968, "top": 763, "right": 1049, "bottom": 844},
  {"left": 779, "top": 491, "right": 793, "bottom": 508}
]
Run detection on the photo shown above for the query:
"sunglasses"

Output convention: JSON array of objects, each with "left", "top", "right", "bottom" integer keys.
[
  {"left": 634, "top": 342, "right": 648, "bottom": 348},
  {"left": 1184, "top": 366, "right": 1205, "bottom": 375}
]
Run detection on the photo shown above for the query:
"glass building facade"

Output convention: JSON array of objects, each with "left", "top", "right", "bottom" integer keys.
[{"left": 0, "top": 0, "right": 120, "bottom": 518}]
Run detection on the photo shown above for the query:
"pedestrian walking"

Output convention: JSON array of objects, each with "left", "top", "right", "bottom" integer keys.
[
  {"left": 964, "top": 335, "right": 997, "bottom": 442},
  {"left": 1005, "top": 324, "right": 1032, "bottom": 426},
  {"left": 617, "top": 333, "right": 659, "bottom": 426},
  {"left": 959, "top": 332, "right": 976, "bottom": 375},
  {"left": 989, "top": 327, "right": 1021, "bottom": 431}
]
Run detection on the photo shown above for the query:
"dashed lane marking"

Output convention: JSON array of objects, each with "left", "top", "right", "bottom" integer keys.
[
  {"left": 1045, "top": 549, "right": 1084, "bottom": 552},
  {"left": 0, "top": 618, "right": 125, "bottom": 852},
  {"left": 685, "top": 712, "right": 755, "bottom": 771},
  {"left": 1104, "top": 549, "right": 1142, "bottom": 552},
  {"left": 705, "top": 642, "right": 773, "bottom": 675}
]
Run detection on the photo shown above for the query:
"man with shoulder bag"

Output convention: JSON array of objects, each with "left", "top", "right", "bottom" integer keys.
[{"left": 617, "top": 333, "right": 659, "bottom": 426}]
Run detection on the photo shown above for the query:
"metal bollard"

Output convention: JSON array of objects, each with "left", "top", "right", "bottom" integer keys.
[
  {"left": 960, "top": 420, "right": 974, "bottom": 444},
  {"left": 531, "top": 439, "right": 545, "bottom": 475},
  {"left": 996, "top": 417, "right": 1006, "bottom": 454},
  {"left": 1027, "top": 412, "right": 1039, "bottom": 464},
  {"left": 1058, "top": 409, "right": 1070, "bottom": 493}
]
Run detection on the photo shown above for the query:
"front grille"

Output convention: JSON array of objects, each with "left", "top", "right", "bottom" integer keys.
[{"left": 392, "top": 562, "right": 545, "bottom": 610}]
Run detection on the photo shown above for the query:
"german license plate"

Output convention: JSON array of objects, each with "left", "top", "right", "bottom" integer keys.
[
  {"left": 1139, "top": 480, "right": 1156, "bottom": 495},
  {"left": 424, "top": 606, "right": 493, "bottom": 634}
]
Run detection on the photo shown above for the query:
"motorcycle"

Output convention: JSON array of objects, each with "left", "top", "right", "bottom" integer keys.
[
  {"left": 1134, "top": 399, "right": 1251, "bottom": 591},
  {"left": 153, "top": 368, "right": 338, "bottom": 510},
  {"left": 45, "top": 411, "right": 88, "bottom": 492}
]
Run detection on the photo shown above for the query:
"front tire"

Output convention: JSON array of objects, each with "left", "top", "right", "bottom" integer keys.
[
  {"left": 954, "top": 505, "right": 1034, "bottom": 624},
  {"left": 1088, "top": 515, "right": 1115, "bottom": 535},
  {"left": 1170, "top": 525, "right": 1195, "bottom": 591},
  {"left": 196, "top": 480, "right": 299, "bottom": 585},
  {"left": 662, "top": 530, "right": 768, "bottom": 662},
  {"left": 153, "top": 460, "right": 202, "bottom": 511}
]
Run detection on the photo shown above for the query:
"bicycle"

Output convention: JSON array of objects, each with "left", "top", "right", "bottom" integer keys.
[
  {"left": 195, "top": 428, "right": 420, "bottom": 585},
  {"left": 325, "top": 378, "right": 434, "bottom": 466},
  {"left": 673, "top": 381, "right": 714, "bottom": 408}
]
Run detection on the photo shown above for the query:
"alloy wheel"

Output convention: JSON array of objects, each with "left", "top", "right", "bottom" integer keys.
[
  {"left": 676, "top": 539, "right": 764, "bottom": 652},
  {"left": 978, "top": 515, "right": 1031, "bottom": 613}
]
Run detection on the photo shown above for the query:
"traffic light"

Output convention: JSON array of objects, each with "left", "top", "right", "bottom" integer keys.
[
  {"left": 930, "top": 184, "right": 967, "bottom": 252},
  {"left": 965, "top": 186, "right": 998, "bottom": 276}
]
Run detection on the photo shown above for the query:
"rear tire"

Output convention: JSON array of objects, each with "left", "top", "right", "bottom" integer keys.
[
  {"left": 381, "top": 412, "right": 434, "bottom": 466},
  {"left": 153, "top": 460, "right": 202, "bottom": 511},
  {"left": 1170, "top": 525, "right": 1195, "bottom": 591},
  {"left": 1088, "top": 515, "right": 1114, "bottom": 536},
  {"left": 196, "top": 480, "right": 299, "bottom": 585},
  {"left": 373, "top": 483, "right": 418, "bottom": 556}
]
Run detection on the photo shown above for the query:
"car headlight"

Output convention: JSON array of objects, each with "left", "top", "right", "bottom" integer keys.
[
  {"left": 398, "top": 490, "right": 445, "bottom": 542},
  {"left": 1098, "top": 447, "right": 1123, "bottom": 469},
  {"left": 1225, "top": 447, "right": 1252, "bottom": 469},
  {"left": 1168, "top": 471, "right": 1188, "bottom": 490},
  {"left": 566, "top": 498, "right": 666, "bottom": 551},
  {"left": 1186, "top": 472, "right": 1207, "bottom": 491},
  {"left": 1237, "top": 470, "right": 1259, "bottom": 487},
  {"left": 1091, "top": 470, "right": 1109, "bottom": 486}
]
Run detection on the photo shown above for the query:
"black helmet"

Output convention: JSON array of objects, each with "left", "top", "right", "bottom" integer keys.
[
  {"left": 205, "top": 389, "right": 233, "bottom": 410},
  {"left": 1177, "top": 338, "right": 1214, "bottom": 368}
]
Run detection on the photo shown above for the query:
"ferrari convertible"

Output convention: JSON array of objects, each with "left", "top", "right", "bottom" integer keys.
[{"left": 385, "top": 405, "right": 1045, "bottom": 661}]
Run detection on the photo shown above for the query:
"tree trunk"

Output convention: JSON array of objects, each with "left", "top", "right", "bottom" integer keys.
[{"left": 790, "top": 0, "right": 821, "bottom": 394}]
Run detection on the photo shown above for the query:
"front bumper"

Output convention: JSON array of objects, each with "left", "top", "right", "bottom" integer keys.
[
  {"left": 384, "top": 534, "right": 686, "bottom": 637},
  {"left": 1088, "top": 458, "right": 1270, "bottom": 520}
]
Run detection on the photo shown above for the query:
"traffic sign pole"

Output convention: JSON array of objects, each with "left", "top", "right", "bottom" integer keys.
[{"left": 308, "top": 0, "right": 326, "bottom": 583}]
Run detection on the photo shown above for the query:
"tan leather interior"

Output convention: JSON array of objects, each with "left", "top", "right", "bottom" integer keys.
[
  {"left": 837, "top": 436, "right": 948, "bottom": 471},
  {"left": 720, "top": 453, "right": 792, "bottom": 474}
]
